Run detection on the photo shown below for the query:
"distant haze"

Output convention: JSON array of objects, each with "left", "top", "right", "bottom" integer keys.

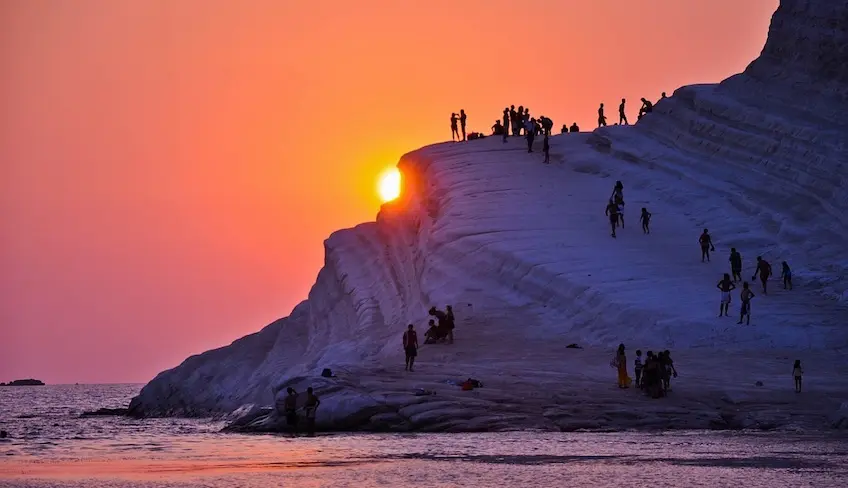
[{"left": 0, "top": 0, "right": 777, "bottom": 384}]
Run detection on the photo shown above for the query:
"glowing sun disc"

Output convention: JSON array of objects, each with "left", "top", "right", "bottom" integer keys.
[{"left": 378, "top": 168, "right": 401, "bottom": 202}]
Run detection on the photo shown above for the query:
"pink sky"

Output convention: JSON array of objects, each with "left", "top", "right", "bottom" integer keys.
[{"left": 0, "top": 0, "right": 777, "bottom": 384}]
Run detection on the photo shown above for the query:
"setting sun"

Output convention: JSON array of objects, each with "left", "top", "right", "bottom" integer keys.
[{"left": 377, "top": 168, "right": 401, "bottom": 203}]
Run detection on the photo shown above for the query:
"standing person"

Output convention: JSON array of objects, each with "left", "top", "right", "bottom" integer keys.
[
  {"left": 284, "top": 388, "right": 299, "bottom": 436},
  {"left": 717, "top": 273, "right": 736, "bottom": 317},
  {"left": 619, "top": 98, "right": 628, "bottom": 125},
  {"left": 445, "top": 305, "right": 456, "bottom": 344},
  {"left": 792, "top": 360, "right": 804, "bottom": 393},
  {"left": 640, "top": 207, "right": 652, "bottom": 234},
  {"left": 605, "top": 200, "right": 620, "bottom": 238},
  {"left": 525, "top": 118, "right": 536, "bottom": 152},
  {"left": 614, "top": 344, "right": 631, "bottom": 388},
  {"left": 403, "top": 324, "right": 418, "bottom": 371},
  {"left": 510, "top": 105, "right": 518, "bottom": 136},
  {"left": 737, "top": 282, "right": 755, "bottom": 325},
  {"left": 459, "top": 109, "right": 467, "bottom": 141},
  {"left": 752, "top": 256, "right": 773, "bottom": 295},
  {"left": 542, "top": 134, "right": 550, "bottom": 164},
  {"left": 781, "top": 261, "right": 793, "bottom": 290},
  {"left": 729, "top": 248, "right": 743, "bottom": 282},
  {"left": 598, "top": 103, "right": 607, "bottom": 127},
  {"left": 634, "top": 350, "right": 644, "bottom": 388},
  {"left": 304, "top": 387, "right": 320, "bottom": 436},
  {"left": 450, "top": 113, "right": 460, "bottom": 141},
  {"left": 662, "top": 350, "right": 677, "bottom": 392},
  {"left": 502, "top": 108, "right": 510, "bottom": 143},
  {"left": 516, "top": 106, "right": 525, "bottom": 136},
  {"left": 699, "top": 229, "right": 715, "bottom": 262},
  {"left": 612, "top": 181, "right": 624, "bottom": 227}
]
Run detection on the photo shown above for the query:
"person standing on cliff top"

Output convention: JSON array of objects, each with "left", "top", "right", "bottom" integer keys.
[
  {"left": 403, "top": 324, "right": 419, "bottom": 371},
  {"left": 525, "top": 118, "right": 536, "bottom": 153},
  {"left": 459, "top": 109, "right": 468, "bottom": 141},
  {"left": 619, "top": 98, "right": 628, "bottom": 125},
  {"left": 502, "top": 108, "right": 510, "bottom": 143},
  {"left": 598, "top": 103, "right": 607, "bottom": 127},
  {"left": 450, "top": 113, "right": 460, "bottom": 141}
]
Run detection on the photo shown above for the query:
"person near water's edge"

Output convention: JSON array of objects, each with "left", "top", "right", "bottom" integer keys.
[
  {"left": 729, "top": 248, "right": 743, "bottom": 282},
  {"left": 450, "top": 113, "right": 460, "bottom": 141},
  {"left": 717, "top": 273, "right": 736, "bottom": 317},
  {"left": 699, "top": 229, "right": 715, "bottom": 262},
  {"left": 284, "top": 388, "right": 299, "bottom": 436},
  {"left": 605, "top": 200, "right": 620, "bottom": 238},
  {"left": 459, "top": 109, "right": 467, "bottom": 141},
  {"left": 781, "top": 261, "right": 793, "bottom": 290},
  {"left": 752, "top": 256, "right": 773, "bottom": 295},
  {"left": 304, "top": 387, "right": 320, "bottom": 436},
  {"left": 403, "top": 324, "right": 418, "bottom": 371},
  {"left": 793, "top": 359, "right": 804, "bottom": 393},
  {"left": 640, "top": 208, "right": 651, "bottom": 234},
  {"left": 738, "top": 282, "right": 755, "bottom": 325}
]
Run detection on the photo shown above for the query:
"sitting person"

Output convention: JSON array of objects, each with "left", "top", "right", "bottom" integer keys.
[{"left": 424, "top": 319, "right": 441, "bottom": 344}]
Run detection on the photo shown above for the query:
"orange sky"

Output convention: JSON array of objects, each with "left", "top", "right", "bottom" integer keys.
[{"left": 0, "top": 0, "right": 777, "bottom": 384}]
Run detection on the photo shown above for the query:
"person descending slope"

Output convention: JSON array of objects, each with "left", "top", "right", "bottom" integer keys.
[
  {"left": 738, "top": 282, "right": 755, "bottom": 325},
  {"left": 611, "top": 181, "right": 624, "bottom": 227},
  {"left": 752, "top": 256, "right": 773, "bottom": 294},
  {"left": 781, "top": 261, "right": 793, "bottom": 290},
  {"left": 598, "top": 103, "right": 607, "bottom": 127},
  {"left": 640, "top": 207, "right": 652, "bottom": 234},
  {"left": 403, "top": 324, "right": 418, "bottom": 371},
  {"left": 450, "top": 113, "right": 460, "bottom": 141},
  {"left": 729, "top": 248, "right": 743, "bottom": 282},
  {"left": 459, "top": 109, "right": 468, "bottom": 141},
  {"left": 502, "top": 108, "right": 510, "bottom": 143},
  {"left": 716, "top": 273, "right": 736, "bottom": 317},
  {"left": 699, "top": 229, "right": 715, "bottom": 262},
  {"left": 619, "top": 98, "right": 628, "bottom": 125},
  {"left": 605, "top": 199, "right": 620, "bottom": 238}
]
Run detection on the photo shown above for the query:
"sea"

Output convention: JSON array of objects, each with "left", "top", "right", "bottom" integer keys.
[{"left": 1, "top": 384, "right": 846, "bottom": 487}]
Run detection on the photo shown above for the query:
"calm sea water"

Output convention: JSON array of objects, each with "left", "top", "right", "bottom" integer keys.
[{"left": 1, "top": 384, "right": 846, "bottom": 487}]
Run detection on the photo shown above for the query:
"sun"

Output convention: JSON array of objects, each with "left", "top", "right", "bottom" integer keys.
[{"left": 377, "top": 168, "right": 401, "bottom": 203}]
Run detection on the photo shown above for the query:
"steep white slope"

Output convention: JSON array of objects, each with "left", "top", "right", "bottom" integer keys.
[{"left": 129, "top": 0, "right": 848, "bottom": 428}]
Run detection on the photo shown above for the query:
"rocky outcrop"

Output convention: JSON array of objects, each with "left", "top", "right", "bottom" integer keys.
[{"left": 0, "top": 379, "right": 45, "bottom": 386}]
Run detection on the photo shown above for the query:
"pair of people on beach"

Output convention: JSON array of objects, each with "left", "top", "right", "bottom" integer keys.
[
  {"left": 716, "top": 274, "right": 756, "bottom": 324},
  {"left": 282, "top": 387, "right": 321, "bottom": 436}
]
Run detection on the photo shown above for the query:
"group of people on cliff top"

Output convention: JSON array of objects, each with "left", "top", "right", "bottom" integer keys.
[
  {"left": 612, "top": 343, "right": 677, "bottom": 399},
  {"left": 598, "top": 93, "right": 665, "bottom": 127},
  {"left": 402, "top": 305, "right": 456, "bottom": 372}
]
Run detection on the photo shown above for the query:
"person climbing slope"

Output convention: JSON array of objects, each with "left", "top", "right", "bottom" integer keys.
[
  {"left": 738, "top": 282, "right": 755, "bottom": 325},
  {"left": 699, "top": 229, "right": 715, "bottom": 262},
  {"left": 717, "top": 273, "right": 736, "bottom": 317},
  {"left": 781, "top": 261, "right": 793, "bottom": 290},
  {"left": 611, "top": 181, "right": 625, "bottom": 227},
  {"left": 752, "top": 256, "right": 773, "bottom": 294},
  {"left": 640, "top": 207, "right": 652, "bottom": 234},
  {"left": 403, "top": 324, "right": 419, "bottom": 371},
  {"left": 729, "top": 248, "right": 743, "bottom": 282},
  {"left": 605, "top": 200, "right": 620, "bottom": 238}
]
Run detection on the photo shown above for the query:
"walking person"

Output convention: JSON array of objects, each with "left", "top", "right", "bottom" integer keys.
[
  {"left": 729, "top": 248, "right": 743, "bottom": 282},
  {"left": 640, "top": 208, "right": 652, "bottom": 234},
  {"left": 403, "top": 324, "right": 418, "bottom": 371},
  {"left": 752, "top": 256, "right": 773, "bottom": 295},
  {"left": 598, "top": 103, "right": 607, "bottom": 127},
  {"left": 717, "top": 273, "right": 736, "bottom": 317},
  {"left": 619, "top": 98, "right": 628, "bottom": 125},
  {"left": 605, "top": 200, "right": 620, "bottom": 238},
  {"left": 781, "top": 261, "right": 793, "bottom": 290},
  {"left": 792, "top": 359, "right": 804, "bottom": 393}
]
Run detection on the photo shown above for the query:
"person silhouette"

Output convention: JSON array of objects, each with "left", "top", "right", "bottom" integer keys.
[
  {"left": 459, "top": 109, "right": 467, "bottom": 141},
  {"left": 639, "top": 98, "right": 653, "bottom": 119},
  {"left": 525, "top": 117, "right": 536, "bottom": 152},
  {"left": 660, "top": 92, "right": 667, "bottom": 99},
  {"left": 510, "top": 105, "right": 518, "bottom": 136},
  {"left": 516, "top": 106, "right": 524, "bottom": 136},
  {"left": 598, "top": 103, "right": 607, "bottom": 127},
  {"left": 502, "top": 108, "right": 510, "bottom": 143},
  {"left": 619, "top": 98, "right": 628, "bottom": 125},
  {"left": 450, "top": 113, "right": 460, "bottom": 141},
  {"left": 569, "top": 122, "right": 579, "bottom": 133}
]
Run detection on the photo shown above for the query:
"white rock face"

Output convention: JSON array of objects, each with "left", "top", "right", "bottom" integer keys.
[{"left": 129, "top": 0, "right": 848, "bottom": 430}]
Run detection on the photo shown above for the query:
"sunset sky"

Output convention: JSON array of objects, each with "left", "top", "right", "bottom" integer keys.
[{"left": 0, "top": 0, "right": 777, "bottom": 384}]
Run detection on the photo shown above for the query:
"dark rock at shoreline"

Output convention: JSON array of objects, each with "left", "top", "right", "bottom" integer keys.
[
  {"left": 0, "top": 379, "right": 45, "bottom": 386},
  {"left": 80, "top": 407, "right": 130, "bottom": 417}
]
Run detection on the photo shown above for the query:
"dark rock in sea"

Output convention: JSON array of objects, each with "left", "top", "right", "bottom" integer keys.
[
  {"left": 80, "top": 408, "right": 130, "bottom": 417},
  {"left": 0, "top": 379, "right": 45, "bottom": 386}
]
